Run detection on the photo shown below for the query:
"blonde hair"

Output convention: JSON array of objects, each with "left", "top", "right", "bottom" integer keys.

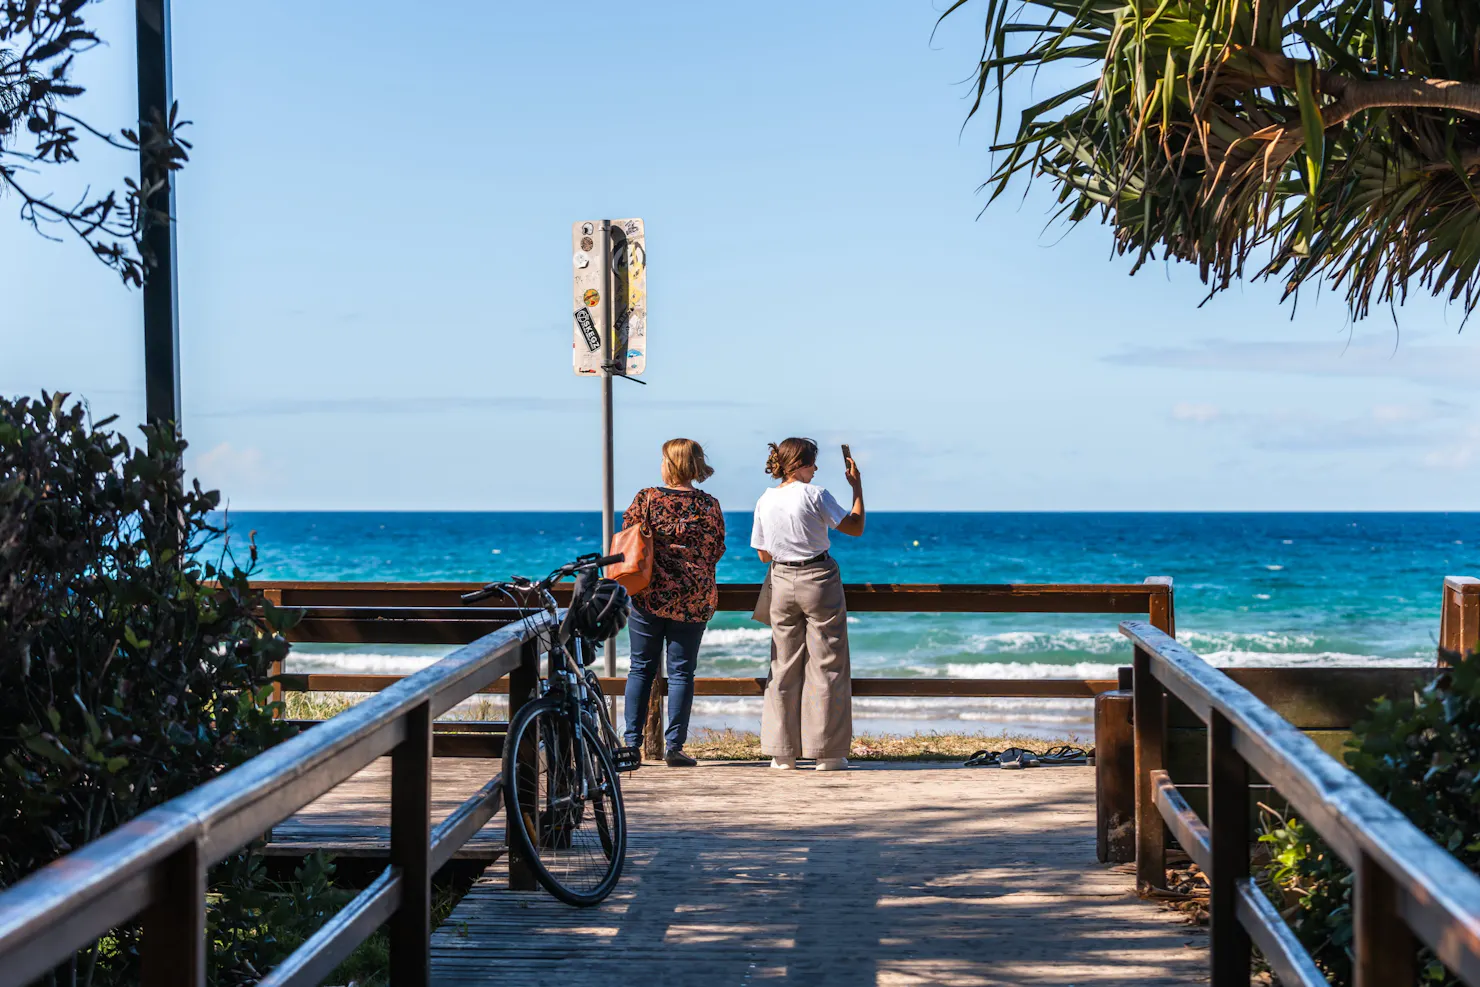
[
  {"left": 764, "top": 437, "right": 818, "bottom": 480},
  {"left": 661, "top": 438, "right": 714, "bottom": 485}
]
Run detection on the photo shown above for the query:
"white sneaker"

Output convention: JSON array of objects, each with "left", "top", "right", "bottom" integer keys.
[
  {"left": 815, "top": 757, "right": 848, "bottom": 771},
  {"left": 769, "top": 756, "right": 796, "bottom": 770}
]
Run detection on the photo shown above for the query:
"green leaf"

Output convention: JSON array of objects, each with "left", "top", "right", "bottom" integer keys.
[{"left": 24, "top": 735, "right": 74, "bottom": 766}]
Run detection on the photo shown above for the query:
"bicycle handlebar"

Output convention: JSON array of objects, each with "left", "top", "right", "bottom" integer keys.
[{"left": 459, "top": 552, "right": 625, "bottom": 606}]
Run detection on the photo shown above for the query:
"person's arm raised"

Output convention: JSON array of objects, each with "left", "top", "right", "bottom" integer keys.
[{"left": 834, "top": 456, "right": 865, "bottom": 537}]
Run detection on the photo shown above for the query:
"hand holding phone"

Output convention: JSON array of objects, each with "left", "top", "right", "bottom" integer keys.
[{"left": 841, "top": 444, "right": 861, "bottom": 487}]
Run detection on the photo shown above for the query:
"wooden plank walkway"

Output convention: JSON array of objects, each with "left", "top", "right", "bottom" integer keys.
[
  {"left": 430, "top": 762, "right": 1209, "bottom": 986},
  {"left": 265, "top": 759, "right": 504, "bottom": 861}
]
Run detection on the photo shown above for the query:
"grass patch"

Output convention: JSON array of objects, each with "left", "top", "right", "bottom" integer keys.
[
  {"left": 685, "top": 728, "right": 1090, "bottom": 761},
  {"left": 283, "top": 691, "right": 507, "bottom": 723}
]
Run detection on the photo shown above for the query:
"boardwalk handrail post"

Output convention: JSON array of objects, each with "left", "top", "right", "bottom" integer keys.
[
  {"left": 1132, "top": 642, "right": 1167, "bottom": 892},
  {"left": 1144, "top": 576, "right": 1175, "bottom": 636},
  {"left": 388, "top": 700, "right": 433, "bottom": 987},
  {"left": 1095, "top": 688, "right": 1135, "bottom": 863},
  {"left": 643, "top": 676, "right": 665, "bottom": 761},
  {"left": 507, "top": 637, "right": 541, "bottom": 891},
  {"left": 1355, "top": 851, "right": 1417, "bottom": 986},
  {"left": 1208, "top": 710, "right": 1250, "bottom": 985},
  {"left": 141, "top": 833, "right": 205, "bottom": 986},
  {"left": 1440, "top": 576, "right": 1480, "bottom": 664}
]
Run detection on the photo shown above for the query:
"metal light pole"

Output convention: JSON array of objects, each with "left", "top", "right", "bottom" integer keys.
[{"left": 136, "top": 0, "right": 181, "bottom": 435}]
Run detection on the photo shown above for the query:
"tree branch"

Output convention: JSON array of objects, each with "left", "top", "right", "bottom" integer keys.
[{"left": 1230, "top": 46, "right": 1480, "bottom": 121}]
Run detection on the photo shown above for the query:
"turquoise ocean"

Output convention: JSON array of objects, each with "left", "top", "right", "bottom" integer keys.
[{"left": 231, "top": 512, "right": 1479, "bottom": 739}]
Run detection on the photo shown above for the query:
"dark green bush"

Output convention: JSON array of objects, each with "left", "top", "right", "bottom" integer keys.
[
  {"left": 0, "top": 394, "right": 348, "bottom": 985},
  {"left": 1260, "top": 649, "right": 1480, "bottom": 986}
]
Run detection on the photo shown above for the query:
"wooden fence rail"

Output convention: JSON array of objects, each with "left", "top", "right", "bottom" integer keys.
[
  {"left": 260, "top": 578, "right": 1176, "bottom": 759},
  {"left": 0, "top": 613, "right": 554, "bottom": 987},
  {"left": 1123, "top": 620, "right": 1480, "bottom": 987}
]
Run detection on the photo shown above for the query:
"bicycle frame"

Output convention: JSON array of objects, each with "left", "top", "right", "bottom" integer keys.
[{"left": 532, "top": 587, "right": 598, "bottom": 802}]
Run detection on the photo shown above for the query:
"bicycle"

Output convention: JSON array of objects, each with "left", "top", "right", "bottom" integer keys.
[{"left": 461, "top": 552, "right": 640, "bottom": 906}]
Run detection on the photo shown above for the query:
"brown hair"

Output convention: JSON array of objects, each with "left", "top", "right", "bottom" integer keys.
[
  {"left": 661, "top": 438, "right": 715, "bottom": 485},
  {"left": 764, "top": 437, "right": 818, "bottom": 480}
]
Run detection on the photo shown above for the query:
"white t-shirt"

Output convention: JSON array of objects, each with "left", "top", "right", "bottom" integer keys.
[{"left": 750, "top": 482, "right": 850, "bottom": 563}]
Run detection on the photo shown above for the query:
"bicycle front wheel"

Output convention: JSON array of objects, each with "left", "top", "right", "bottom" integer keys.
[{"left": 503, "top": 697, "right": 627, "bottom": 906}]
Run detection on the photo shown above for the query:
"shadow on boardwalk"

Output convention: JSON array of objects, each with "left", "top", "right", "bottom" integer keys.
[{"left": 431, "top": 762, "right": 1208, "bottom": 986}]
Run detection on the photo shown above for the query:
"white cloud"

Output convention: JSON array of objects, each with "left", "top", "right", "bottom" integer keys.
[
  {"left": 1422, "top": 426, "right": 1480, "bottom": 470},
  {"left": 1108, "top": 336, "right": 1480, "bottom": 388},
  {"left": 1172, "top": 402, "right": 1221, "bottom": 423},
  {"left": 190, "top": 442, "right": 269, "bottom": 494}
]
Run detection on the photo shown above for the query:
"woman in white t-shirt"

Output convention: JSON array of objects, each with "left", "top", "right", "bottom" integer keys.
[{"left": 750, "top": 437, "right": 866, "bottom": 770}]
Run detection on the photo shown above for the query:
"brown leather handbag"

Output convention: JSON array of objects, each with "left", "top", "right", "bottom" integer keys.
[{"left": 605, "top": 492, "right": 653, "bottom": 594}]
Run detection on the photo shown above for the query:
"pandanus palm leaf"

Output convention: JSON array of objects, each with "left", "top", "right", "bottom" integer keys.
[{"left": 943, "top": 0, "right": 1480, "bottom": 320}]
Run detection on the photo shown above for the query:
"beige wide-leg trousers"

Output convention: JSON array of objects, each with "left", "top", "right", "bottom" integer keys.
[{"left": 761, "top": 558, "right": 852, "bottom": 759}]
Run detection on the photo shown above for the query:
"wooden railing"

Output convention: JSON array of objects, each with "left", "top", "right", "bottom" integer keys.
[
  {"left": 0, "top": 613, "right": 554, "bottom": 987},
  {"left": 260, "top": 578, "right": 1176, "bottom": 755},
  {"left": 1123, "top": 620, "right": 1480, "bottom": 986},
  {"left": 1441, "top": 575, "right": 1480, "bottom": 659}
]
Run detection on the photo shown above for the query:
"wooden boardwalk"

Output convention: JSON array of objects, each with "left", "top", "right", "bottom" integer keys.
[
  {"left": 430, "top": 761, "right": 1209, "bottom": 986},
  {"left": 265, "top": 759, "right": 504, "bottom": 861}
]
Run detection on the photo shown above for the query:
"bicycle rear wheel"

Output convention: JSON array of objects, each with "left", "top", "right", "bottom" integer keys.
[{"left": 503, "top": 697, "right": 627, "bottom": 906}]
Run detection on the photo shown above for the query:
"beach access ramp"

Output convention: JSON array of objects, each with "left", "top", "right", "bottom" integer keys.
[{"left": 428, "top": 760, "right": 1208, "bottom": 985}]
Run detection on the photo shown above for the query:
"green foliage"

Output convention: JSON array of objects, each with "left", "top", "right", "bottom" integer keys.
[
  {"left": 0, "top": 393, "right": 360, "bottom": 986},
  {"left": 942, "top": 0, "right": 1480, "bottom": 321},
  {"left": 1259, "top": 648, "right": 1480, "bottom": 985},
  {"left": 0, "top": 392, "right": 293, "bottom": 884},
  {"left": 1, "top": 1, "right": 191, "bottom": 285}
]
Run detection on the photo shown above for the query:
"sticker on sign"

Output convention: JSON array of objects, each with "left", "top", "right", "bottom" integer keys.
[
  {"left": 572, "top": 219, "right": 645, "bottom": 377},
  {"left": 574, "top": 308, "right": 600, "bottom": 351}
]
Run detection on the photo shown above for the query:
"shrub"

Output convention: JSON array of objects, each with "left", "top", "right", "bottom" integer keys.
[
  {"left": 1260, "top": 649, "right": 1480, "bottom": 985},
  {"left": 0, "top": 393, "right": 345, "bottom": 985}
]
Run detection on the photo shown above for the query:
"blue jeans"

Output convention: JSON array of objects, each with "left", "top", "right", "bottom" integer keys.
[{"left": 624, "top": 607, "right": 707, "bottom": 752}]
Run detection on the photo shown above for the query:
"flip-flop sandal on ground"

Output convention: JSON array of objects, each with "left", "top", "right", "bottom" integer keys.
[
  {"left": 964, "top": 747, "right": 1040, "bottom": 769},
  {"left": 1037, "top": 745, "right": 1093, "bottom": 765}
]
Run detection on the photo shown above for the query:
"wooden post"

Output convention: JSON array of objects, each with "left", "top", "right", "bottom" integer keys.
[
  {"left": 507, "top": 638, "right": 540, "bottom": 891},
  {"left": 1144, "top": 576, "right": 1175, "bottom": 636},
  {"left": 141, "top": 839, "right": 205, "bottom": 986},
  {"left": 1354, "top": 852, "right": 1416, "bottom": 987},
  {"left": 643, "top": 675, "right": 665, "bottom": 760},
  {"left": 1439, "top": 576, "right": 1480, "bottom": 665},
  {"left": 1208, "top": 710, "right": 1251, "bottom": 986},
  {"left": 389, "top": 700, "right": 432, "bottom": 987},
  {"left": 1133, "top": 643, "right": 1167, "bottom": 893},
  {"left": 1095, "top": 690, "right": 1135, "bottom": 863}
]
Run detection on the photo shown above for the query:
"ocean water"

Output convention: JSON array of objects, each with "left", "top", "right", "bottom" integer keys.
[{"left": 228, "top": 512, "right": 1479, "bottom": 738}]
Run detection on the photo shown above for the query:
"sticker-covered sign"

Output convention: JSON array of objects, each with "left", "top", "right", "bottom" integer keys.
[{"left": 572, "top": 219, "right": 645, "bottom": 377}]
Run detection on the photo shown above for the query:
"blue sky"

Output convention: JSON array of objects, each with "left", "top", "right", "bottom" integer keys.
[{"left": 5, "top": 0, "right": 1480, "bottom": 511}]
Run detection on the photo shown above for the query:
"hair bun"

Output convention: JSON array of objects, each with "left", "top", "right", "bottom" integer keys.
[{"left": 764, "top": 443, "right": 782, "bottom": 478}]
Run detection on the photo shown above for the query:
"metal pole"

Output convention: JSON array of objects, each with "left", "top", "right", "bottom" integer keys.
[
  {"left": 600, "top": 222, "right": 618, "bottom": 716},
  {"left": 136, "top": 0, "right": 181, "bottom": 435}
]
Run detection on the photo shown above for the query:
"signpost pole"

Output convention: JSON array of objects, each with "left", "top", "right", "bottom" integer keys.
[{"left": 600, "top": 221, "right": 618, "bottom": 713}]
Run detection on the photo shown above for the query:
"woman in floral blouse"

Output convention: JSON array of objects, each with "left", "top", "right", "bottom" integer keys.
[{"left": 621, "top": 438, "right": 727, "bottom": 766}]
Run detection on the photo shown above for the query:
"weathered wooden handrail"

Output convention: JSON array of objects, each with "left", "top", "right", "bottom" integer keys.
[
  {"left": 1123, "top": 620, "right": 1480, "bottom": 986},
  {"left": 0, "top": 612, "right": 555, "bottom": 987}
]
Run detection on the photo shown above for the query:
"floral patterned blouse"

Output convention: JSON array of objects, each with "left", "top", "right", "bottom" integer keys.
[{"left": 622, "top": 486, "right": 727, "bottom": 623}]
